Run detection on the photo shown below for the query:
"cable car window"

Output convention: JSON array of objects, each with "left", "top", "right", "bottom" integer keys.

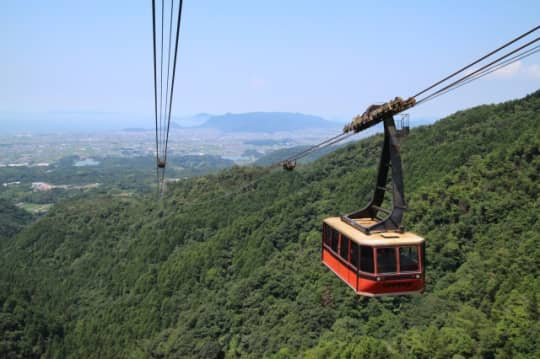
[
  {"left": 377, "top": 247, "right": 397, "bottom": 273},
  {"left": 340, "top": 235, "right": 350, "bottom": 260},
  {"left": 350, "top": 242, "right": 359, "bottom": 268},
  {"left": 359, "top": 246, "right": 374, "bottom": 273},
  {"left": 330, "top": 229, "right": 339, "bottom": 253},
  {"left": 323, "top": 224, "right": 332, "bottom": 246},
  {"left": 399, "top": 246, "right": 419, "bottom": 272}
]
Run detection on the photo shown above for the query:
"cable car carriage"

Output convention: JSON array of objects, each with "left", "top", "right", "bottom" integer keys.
[
  {"left": 321, "top": 113, "right": 425, "bottom": 296},
  {"left": 322, "top": 218, "right": 425, "bottom": 296}
]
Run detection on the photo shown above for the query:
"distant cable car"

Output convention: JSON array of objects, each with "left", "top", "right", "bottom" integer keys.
[
  {"left": 397, "top": 113, "right": 410, "bottom": 137},
  {"left": 322, "top": 112, "right": 425, "bottom": 296}
]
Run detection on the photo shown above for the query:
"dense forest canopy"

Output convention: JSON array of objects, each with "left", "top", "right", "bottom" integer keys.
[
  {"left": 1, "top": 91, "right": 539, "bottom": 358},
  {"left": 0, "top": 199, "right": 33, "bottom": 241}
]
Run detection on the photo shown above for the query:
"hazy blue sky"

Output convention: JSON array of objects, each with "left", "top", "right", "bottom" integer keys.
[{"left": 1, "top": 0, "right": 539, "bottom": 122}]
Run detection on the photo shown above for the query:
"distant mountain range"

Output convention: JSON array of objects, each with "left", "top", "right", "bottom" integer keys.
[
  {"left": 0, "top": 111, "right": 437, "bottom": 133},
  {"left": 171, "top": 113, "right": 212, "bottom": 128},
  {"left": 194, "top": 112, "right": 340, "bottom": 132}
]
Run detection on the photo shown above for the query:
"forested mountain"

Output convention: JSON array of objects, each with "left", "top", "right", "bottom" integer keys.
[{"left": 1, "top": 91, "right": 539, "bottom": 358}]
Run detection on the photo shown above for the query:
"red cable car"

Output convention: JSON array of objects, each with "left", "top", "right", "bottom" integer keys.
[
  {"left": 321, "top": 110, "right": 426, "bottom": 296},
  {"left": 322, "top": 218, "right": 425, "bottom": 296}
]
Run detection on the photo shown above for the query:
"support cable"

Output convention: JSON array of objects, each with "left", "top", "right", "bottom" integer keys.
[
  {"left": 281, "top": 132, "right": 352, "bottom": 163},
  {"left": 152, "top": 21, "right": 540, "bottom": 201},
  {"left": 413, "top": 24, "right": 539, "bottom": 98},
  {"left": 152, "top": 0, "right": 160, "bottom": 189},
  {"left": 159, "top": 0, "right": 165, "bottom": 161},
  {"left": 416, "top": 36, "right": 540, "bottom": 105},
  {"left": 163, "top": 0, "right": 175, "bottom": 158},
  {"left": 282, "top": 132, "right": 356, "bottom": 164},
  {"left": 163, "top": 0, "right": 184, "bottom": 178},
  {"left": 151, "top": 0, "right": 184, "bottom": 193},
  {"left": 199, "top": 26, "right": 540, "bottom": 201},
  {"left": 415, "top": 45, "right": 540, "bottom": 107}
]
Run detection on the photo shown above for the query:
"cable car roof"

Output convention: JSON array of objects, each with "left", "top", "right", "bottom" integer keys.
[{"left": 323, "top": 217, "right": 425, "bottom": 247}]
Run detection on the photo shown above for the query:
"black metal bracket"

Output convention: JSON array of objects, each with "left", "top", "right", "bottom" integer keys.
[{"left": 341, "top": 116, "right": 407, "bottom": 234}]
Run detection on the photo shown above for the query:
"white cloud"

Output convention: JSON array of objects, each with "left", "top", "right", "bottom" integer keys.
[
  {"left": 526, "top": 64, "right": 540, "bottom": 79},
  {"left": 491, "top": 61, "right": 540, "bottom": 79},
  {"left": 493, "top": 60, "right": 523, "bottom": 78}
]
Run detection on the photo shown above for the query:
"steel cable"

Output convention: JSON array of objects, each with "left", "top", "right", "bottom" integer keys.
[
  {"left": 187, "top": 26, "right": 540, "bottom": 202},
  {"left": 162, "top": 0, "right": 184, "bottom": 182},
  {"left": 415, "top": 45, "right": 540, "bottom": 107},
  {"left": 416, "top": 36, "right": 540, "bottom": 106},
  {"left": 151, "top": 18, "right": 539, "bottom": 199},
  {"left": 151, "top": 0, "right": 160, "bottom": 190},
  {"left": 413, "top": 24, "right": 539, "bottom": 98},
  {"left": 163, "top": 0, "right": 174, "bottom": 160},
  {"left": 159, "top": 0, "right": 165, "bottom": 160},
  {"left": 151, "top": 0, "right": 184, "bottom": 194}
]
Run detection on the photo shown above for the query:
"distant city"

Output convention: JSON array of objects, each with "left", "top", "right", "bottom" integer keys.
[{"left": 0, "top": 111, "right": 437, "bottom": 166}]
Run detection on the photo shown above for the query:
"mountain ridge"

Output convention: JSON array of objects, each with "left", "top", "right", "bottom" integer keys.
[{"left": 196, "top": 112, "right": 340, "bottom": 132}]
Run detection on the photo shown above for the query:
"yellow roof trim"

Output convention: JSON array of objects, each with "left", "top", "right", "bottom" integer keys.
[{"left": 323, "top": 217, "right": 425, "bottom": 246}]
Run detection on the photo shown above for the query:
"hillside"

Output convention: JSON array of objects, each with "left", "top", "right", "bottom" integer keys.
[
  {"left": 0, "top": 91, "right": 539, "bottom": 358},
  {"left": 0, "top": 199, "right": 32, "bottom": 241},
  {"left": 198, "top": 112, "right": 339, "bottom": 132}
]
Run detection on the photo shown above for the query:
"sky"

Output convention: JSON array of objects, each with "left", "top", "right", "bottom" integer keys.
[{"left": 1, "top": 0, "right": 539, "bottom": 125}]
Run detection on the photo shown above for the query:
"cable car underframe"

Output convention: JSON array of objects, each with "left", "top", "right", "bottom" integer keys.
[{"left": 287, "top": 97, "right": 426, "bottom": 296}]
